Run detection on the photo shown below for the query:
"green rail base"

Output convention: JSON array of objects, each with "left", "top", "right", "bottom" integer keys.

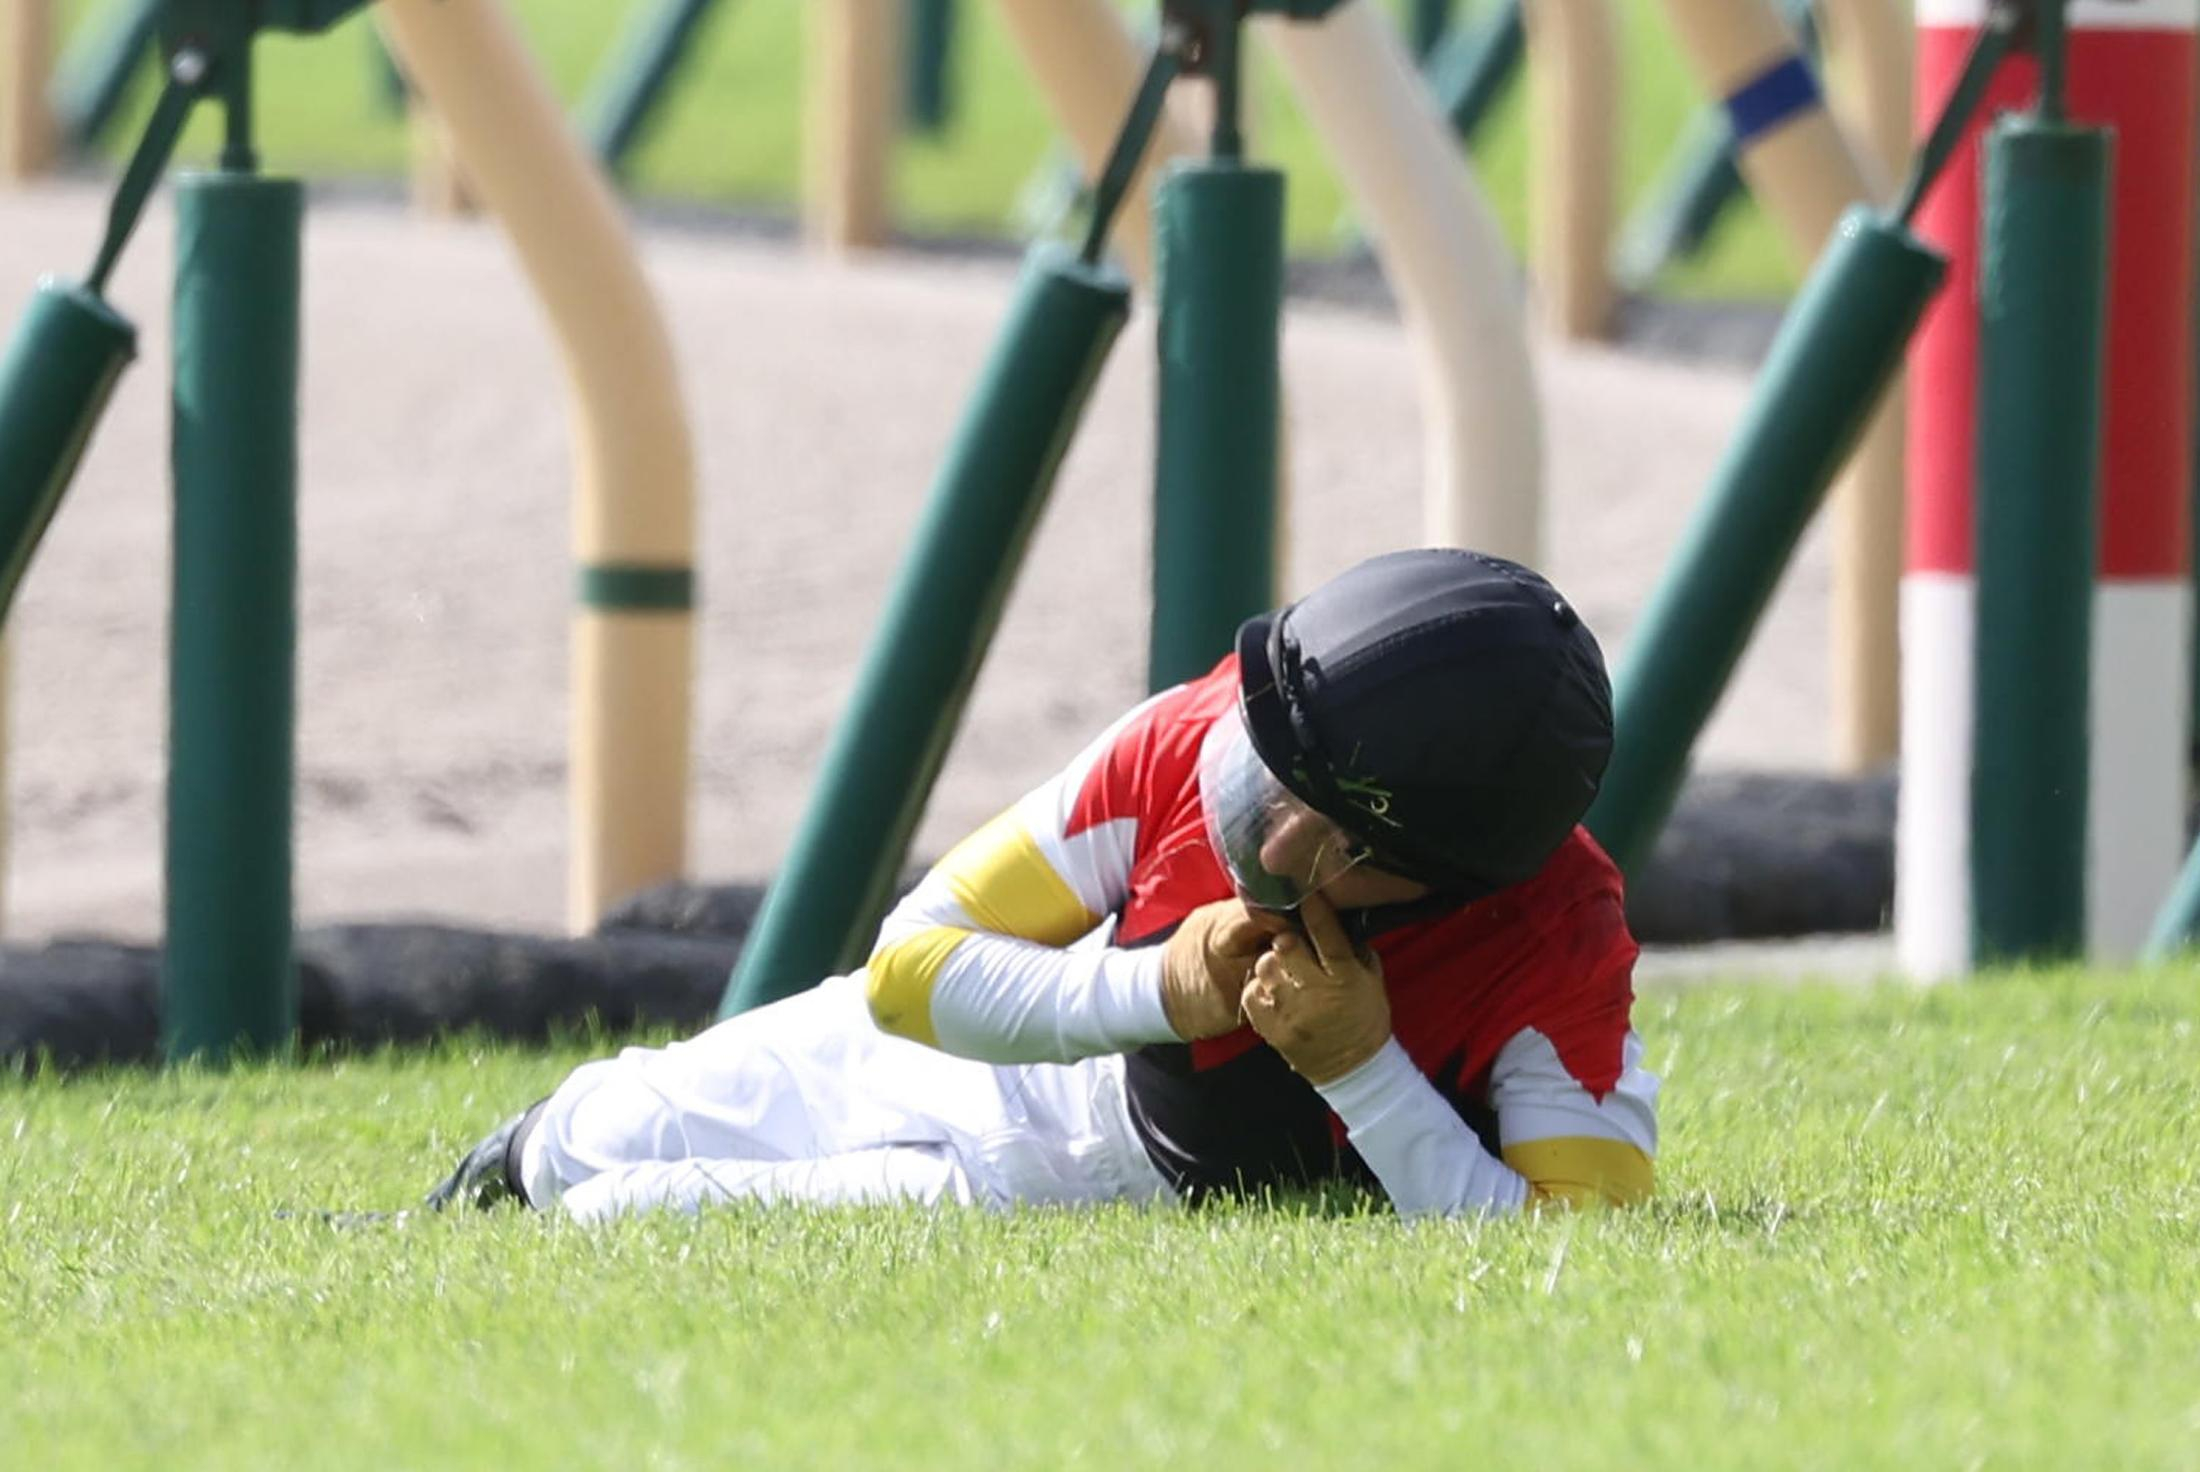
[
  {"left": 718, "top": 246, "right": 1130, "bottom": 1018},
  {"left": 0, "top": 281, "right": 136, "bottom": 625},
  {"left": 161, "top": 172, "right": 304, "bottom": 1064},
  {"left": 2144, "top": 835, "right": 2200, "bottom": 960},
  {"left": 1584, "top": 208, "right": 1946, "bottom": 873},
  {"left": 1148, "top": 160, "right": 1284, "bottom": 694},
  {"left": 1969, "top": 117, "right": 2112, "bottom": 968}
]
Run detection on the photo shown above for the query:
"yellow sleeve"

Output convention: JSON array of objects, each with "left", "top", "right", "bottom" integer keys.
[{"left": 866, "top": 808, "right": 1100, "bottom": 1046}]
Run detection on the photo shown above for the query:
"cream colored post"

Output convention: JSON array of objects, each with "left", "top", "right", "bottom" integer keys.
[
  {"left": 2, "top": 0, "right": 56, "bottom": 180},
  {"left": 1260, "top": 1, "right": 1544, "bottom": 566},
  {"left": 987, "top": 0, "right": 1204, "bottom": 286},
  {"left": 805, "top": 0, "right": 897, "bottom": 252},
  {"left": 380, "top": 43, "right": 473, "bottom": 215},
  {"left": 407, "top": 99, "right": 476, "bottom": 216},
  {"left": 379, "top": 0, "right": 698, "bottom": 932},
  {"left": 1651, "top": 0, "right": 1898, "bottom": 770},
  {"left": 1820, "top": 0, "right": 1913, "bottom": 768},
  {"left": 1818, "top": 0, "right": 1911, "bottom": 168},
  {"left": 1522, "top": 0, "right": 1618, "bottom": 340}
]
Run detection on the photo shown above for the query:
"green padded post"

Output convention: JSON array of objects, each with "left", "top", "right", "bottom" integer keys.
[
  {"left": 0, "top": 282, "right": 136, "bottom": 624},
  {"left": 1583, "top": 209, "right": 1946, "bottom": 872},
  {"left": 581, "top": 0, "right": 727, "bottom": 175},
  {"left": 2145, "top": 838, "right": 2200, "bottom": 959},
  {"left": 1148, "top": 160, "right": 1284, "bottom": 692},
  {"left": 163, "top": 172, "right": 303, "bottom": 1064},
  {"left": 1969, "top": 115, "right": 2112, "bottom": 966},
  {"left": 1425, "top": 0, "right": 1522, "bottom": 144},
  {"left": 719, "top": 246, "right": 1131, "bottom": 1018},
  {"left": 904, "top": 0, "right": 955, "bottom": 135}
]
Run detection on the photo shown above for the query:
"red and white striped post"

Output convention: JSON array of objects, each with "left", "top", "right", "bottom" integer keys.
[{"left": 1899, "top": 0, "right": 2197, "bottom": 977}]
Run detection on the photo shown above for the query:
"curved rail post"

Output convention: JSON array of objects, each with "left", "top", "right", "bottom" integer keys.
[
  {"left": 378, "top": 0, "right": 699, "bottom": 933},
  {"left": 1259, "top": 0, "right": 1543, "bottom": 566},
  {"left": 1522, "top": 0, "right": 1617, "bottom": 339},
  {"left": 1649, "top": 0, "right": 1900, "bottom": 774},
  {"left": 987, "top": 0, "right": 1203, "bottom": 285},
  {"left": 2, "top": 0, "right": 56, "bottom": 178}
]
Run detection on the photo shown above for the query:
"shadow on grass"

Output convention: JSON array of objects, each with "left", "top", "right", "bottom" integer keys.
[{"left": 1639, "top": 1190, "right": 1817, "bottom": 1235}]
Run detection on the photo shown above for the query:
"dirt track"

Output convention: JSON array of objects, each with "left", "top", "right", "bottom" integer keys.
[{"left": 0, "top": 181, "right": 1835, "bottom": 942}]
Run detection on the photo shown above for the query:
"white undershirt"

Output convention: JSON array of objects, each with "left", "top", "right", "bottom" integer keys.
[
  {"left": 922, "top": 932, "right": 1177, "bottom": 1064},
  {"left": 914, "top": 933, "right": 1532, "bottom": 1218},
  {"left": 1316, "top": 1038, "right": 1531, "bottom": 1217}
]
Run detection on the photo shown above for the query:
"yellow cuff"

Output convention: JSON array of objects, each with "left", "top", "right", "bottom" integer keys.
[
  {"left": 864, "top": 927, "right": 971, "bottom": 1048},
  {"left": 1502, "top": 1136, "right": 1656, "bottom": 1212}
]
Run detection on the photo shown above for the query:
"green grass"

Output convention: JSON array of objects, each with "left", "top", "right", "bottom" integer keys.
[
  {"left": 3, "top": 966, "right": 2195, "bottom": 1469},
  {"left": 22, "top": 0, "right": 1800, "bottom": 297}
]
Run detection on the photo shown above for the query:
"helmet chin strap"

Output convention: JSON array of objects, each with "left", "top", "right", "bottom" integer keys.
[{"left": 1336, "top": 888, "right": 1479, "bottom": 946}]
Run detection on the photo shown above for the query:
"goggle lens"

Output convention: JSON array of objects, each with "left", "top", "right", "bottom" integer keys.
[{"left": 1197, "top": 713, "right": 1374, "bottom": 911}]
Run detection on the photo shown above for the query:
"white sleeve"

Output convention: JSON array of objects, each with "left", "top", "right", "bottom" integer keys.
[
  {"left": 921, "top": 932, "right": 1176, "bottom": 1063},
  {"left": 1316, "top": 1026, "right": 1662, "bottom": 1217},
  {"left": 1315, "top": 1039, "right": 1531, "bottom": 1218}
]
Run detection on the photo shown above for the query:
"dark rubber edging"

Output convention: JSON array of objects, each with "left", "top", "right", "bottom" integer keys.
[
  {"left": 0, "top": 927, "right": 742, "bottom": 1072},
  {"left": 0, "top": 769, "right": 1897, "bottom": 1070},
  {"left": 1622, "top": 768, "right": 1896, "bottom": 944}
]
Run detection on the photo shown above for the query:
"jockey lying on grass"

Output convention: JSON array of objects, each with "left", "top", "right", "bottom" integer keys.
[{"left": 428, "top": 549, "right": 1659, "bottom": 1221}]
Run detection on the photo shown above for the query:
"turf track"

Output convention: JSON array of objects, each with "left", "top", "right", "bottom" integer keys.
[{"left": 3, "top": 967, "right": 2194, "bottom": 1469}]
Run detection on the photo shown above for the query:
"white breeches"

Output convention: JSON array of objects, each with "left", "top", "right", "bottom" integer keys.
[{"left": 519, "top": 973, "right": 1176, "bottom": 1223}]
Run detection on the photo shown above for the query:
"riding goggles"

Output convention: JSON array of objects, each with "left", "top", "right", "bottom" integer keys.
[{"left": 1197, "top": 709, "right": 1375, "bottom": 912}]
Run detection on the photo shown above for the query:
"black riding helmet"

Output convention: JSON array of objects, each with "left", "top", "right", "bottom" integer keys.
[{"left": 1224, "top": 548, "right": 1614, "bottom": 902}]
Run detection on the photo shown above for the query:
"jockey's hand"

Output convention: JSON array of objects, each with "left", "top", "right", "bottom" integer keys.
[
  {"left": 1160, "top": 898, "right": 1273, "bottom": 1041},
  {"left": 1240, "top": 891, "right": 1392, "bottom": 1084}
]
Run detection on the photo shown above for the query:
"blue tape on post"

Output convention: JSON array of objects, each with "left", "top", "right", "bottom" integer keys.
[{"left": 1723, "top": 54, "right": 1822, "bottom": 146}]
